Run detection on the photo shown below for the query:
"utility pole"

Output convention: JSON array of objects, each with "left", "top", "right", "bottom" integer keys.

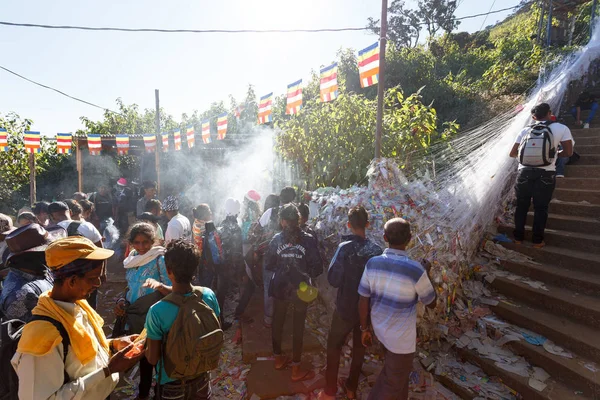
[
  {"left": 155, "top": 89, "right": 161, "bottom": 196},
  {"left": 28, "top": 153, "right": 36, "bottom": 205},
  {"left": 374, "top": 0, "right": 388, "bottom": 159},
  {"left": 546, "top": 0, "right": 553, "bottom": 48},
  {"left": 592, "top": 0, "right": 598, "bottom": 38}
]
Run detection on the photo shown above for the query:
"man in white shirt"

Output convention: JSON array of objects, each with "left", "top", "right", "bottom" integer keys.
[
  {"left": 163, "top": 196, "right": 192, "bottom": 243},
  {"left": 509, "top": 103, "right": 573, "bottom": 248},
  {"left": 12, "top": 236, "right": 142, "bottom": 400}
]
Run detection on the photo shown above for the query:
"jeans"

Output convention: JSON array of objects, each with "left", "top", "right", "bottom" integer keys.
[
  {"left": 367, "top": 350, "right": 414, "bottom": 400},
  {"left": 556, "top": 156, "right": 568, "bottom": 176},
  {"left": 263, "top": 265, "right": 274, "bottom": 325},
  {"left": 571, "top": 102, "right": 599, "bottom": 123},
  {"left": 324, "top": 310, "right": 366, "bottom": 396},
  {"left": 514, "top": 168, "right": 556, "bottom": 244},
  {"left": 138, "top": 356, "right": 154, "bottom": 398},
  {"left": 158, "top": 372, "right": 211, "bottom": 400},
  {"left": 272, "top": 298, "right": 308, "bottom": 363}
]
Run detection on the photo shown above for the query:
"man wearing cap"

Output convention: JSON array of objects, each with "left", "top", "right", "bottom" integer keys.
[
  {"left": 12, "top": 237, "right": 143, "bottom": 400},
  {"left": 163, "top": 195, "right": 191, "bottom": 243},
  {"left": 0, "top": 224, "right": 66, "bottom": 321}
]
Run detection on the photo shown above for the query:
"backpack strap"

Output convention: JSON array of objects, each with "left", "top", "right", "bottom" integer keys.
[
  {"left": 29, "top": 316, "right": 71, "bottom": 385},
  {"left": 163, "top": 287, "right": 204, "bottom": 307},
  {"left": 66, "top": 221, "right": 82, "bottom": 237}
]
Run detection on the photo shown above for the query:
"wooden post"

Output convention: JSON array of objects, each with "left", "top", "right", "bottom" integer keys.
[
  {"left": 76, "top": 137, "right": 83, "bottom": 192},
  {"left": 374, "top": 0, "right": 388, "bottom": 159},
  {"left": 546, "top": 0, "right": 553, "bottom": 48},
  {"left": 28, "top": 153, "right": 36, "bottom": 205},
  {"left": 155, "top": 89, "right": 161, "bottom": 196},
  {"left": 592, "top": 0, "right": 598, "bottom": 38}
]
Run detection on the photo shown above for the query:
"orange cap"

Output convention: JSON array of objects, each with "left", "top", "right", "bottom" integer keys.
[{"left": 45, "top": 236, "right": 114, "bottom": 269}]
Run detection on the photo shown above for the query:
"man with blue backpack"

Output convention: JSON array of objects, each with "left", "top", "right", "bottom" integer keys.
[{"left": 510, "top": 103, "right": 573, "bottom": 248}]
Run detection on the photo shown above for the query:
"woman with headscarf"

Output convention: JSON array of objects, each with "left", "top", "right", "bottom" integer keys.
[{"left": 264, "top": 204, "right": 322, "bottom": 382}]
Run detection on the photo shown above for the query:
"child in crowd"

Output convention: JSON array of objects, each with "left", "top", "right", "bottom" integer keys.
[
  {"left": 115, "top": 222, "right": 171, "bottom": 400},
  {"left": 264, "top": 204, "right": 322, "bottom": 382},
  {"left": 144, "top": 239, "right": 221, "bottom": 399},
  {"left": 319, "top": 206, "right": 383, "bottom": 400}
]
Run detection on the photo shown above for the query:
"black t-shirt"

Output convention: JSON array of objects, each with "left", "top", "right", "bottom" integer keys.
[
  {"left": 576, "top": 93, "right": 596, "bottom": 108},
  {"left": 91, "top": 192, "right": 114, "bottom": 220}
]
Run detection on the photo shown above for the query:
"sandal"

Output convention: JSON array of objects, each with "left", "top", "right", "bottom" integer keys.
[
  {"left": 291, "top": 369, "right": 316, "bottom": 382},
  {"left": 275, "top": 355, "right": 290, "bottom": 370}
]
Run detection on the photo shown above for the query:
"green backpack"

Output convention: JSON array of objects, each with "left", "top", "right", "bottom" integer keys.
[{"left": 162, "top": 287, "right": 223, "bottom": 380}]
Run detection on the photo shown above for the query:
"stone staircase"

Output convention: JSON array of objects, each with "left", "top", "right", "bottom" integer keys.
[{"left": 459, "top": 127, "right": 600, "bottom": 399}]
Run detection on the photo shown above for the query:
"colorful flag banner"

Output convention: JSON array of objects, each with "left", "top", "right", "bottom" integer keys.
[
  {"left": 201, "top": 120, "right": 211, "bottom": 144},
  {"left": 56, "top": 133, "right": 72, "bottom": 154},
  {"left": 187, "top": 125, "right": 195, "bottom": 148},
  {"left": 358, "top": 42, "right": 380, "bottom": 88},
  {"left": 162, "top": 132, "right": 169, "bottom": 152},
  {"left": 0, "top": 128, "right": 7, "bottom": 152},
  {"left": 258, "top": 93, "right": 273, "bottom": 124},
  {"left": 88, "top": 134, "right": 102, "bottom": 155},
  {"left": 217, "top": 113, "right": 228, "bottom": 140},
  {"left": 235, "top": 104, "right": 245, "bottom": 119},
  {"left": 24, "top": 131, "right": 41, "bottom": 154},
  {"left": 144, "top": 134, "right": 156, "bottom": 153},
  {"left": 286, "top": 79, "right": 303, "bottom": 115},
  {"left": 173, "top": 129, "right": 182, "bottom": 151},
  {"left": 116, "top": 134, "right": 129, "bottom": 155},
  {"left": 320, "top": 63, "right": 339, "bottom": 102}
]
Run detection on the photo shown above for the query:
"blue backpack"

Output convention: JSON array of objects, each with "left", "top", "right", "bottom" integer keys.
[{"left": 203, "top": 229, "right": 224, "bottom": 267}]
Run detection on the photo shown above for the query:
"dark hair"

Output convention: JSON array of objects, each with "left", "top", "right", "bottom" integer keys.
[
  {"left": 279, "top": 187, "right": 296, "bottom": 205},
  {"left": 348, "top": 205, "right": 369, "bottom": 229},
  {"left": 138, "top": 212, "right": 159, "bottom": 224},
  {"left": 64, "top": 199, "right": 83, "bottom": 216},
  {"left": 297, "top": 203, "right": 309, "bottom": 220},
  {"left": 127, "top": 222, "right": 156, "bottom": 244},
  {"left": 79, "top": 199, "right": 94, "bottom": 214},
  {"left": 53, "top": 259, "right": 103, "bottom": 286},
  {"left": 280, "top": 204, "right": 301, "bottom": 244},
  {"left": 145, "top": 199, "right": 161, "bottom": 213},
  {"left": 17, "top": 212, "right": 37, "bottom": 225},
  {"left": 164, "top": 239, "right": 200, "bottom": 284},
  {"left": 531, "top": 103, "right": 551, "bottom": 119},
  {"left": 384, "top": 218, "right": 412, "bottom": 246},
  {"left": 32, "top": 201, "right": 49, "bottom": 215},
  {"left": 143, "top": 180, "right": 157, "bottom": 190},
  {"left": 72, "top": 192, "right": 88, "bottom": 201},
  {"left": 264, "top": 194, "right": 280, "bottom": 211},
  {"left": 48, "top": 201, "right": 69, "bottom": 214},
  {"left": 193, "top": 204, "right": 211, "bottom": 220}
]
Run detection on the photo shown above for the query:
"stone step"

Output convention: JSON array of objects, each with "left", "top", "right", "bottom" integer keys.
[
  {"left": 456, "top": 347, "right": 583, "bottom": 400},
  {"left": 572, "top": 136, "right": 600, "bottom": 145},
  {"left": 549, "top": 200, "right": 600, "bottom": 218},
  {"left": 490, "top": 276, "right": 600, "bottom": 329},
  {"left": 575, "top": 154, "right": 600, "bottom": 164},
  {"left": 554, "top": 188, "right": 600, "bottom": 204},
  {"left": 501, "top": 242, "right": 600, "bottom": 274},
  {"left": 575, "top": 144, "right": 600, "bottom": 154},
  {"left": 506, "top": 338, "right": 600, "bottom": 398},
  {"left": 498, "top": 224, "right": 600, "bottom": 254},
  {"left": 526, "top": 213, "right": 600, "bottom": 234},
  {"left": 556, "top": 177, "right": 600, "bottom": 190},
  {"left": 492, "top": 299, "right": 600, "bottom": 369},
  {"left": 500, "top": 259, "right": 600, "bottom": 296},
  {"left": 571, "top": 127, "right": 600, "bottom": 136}
]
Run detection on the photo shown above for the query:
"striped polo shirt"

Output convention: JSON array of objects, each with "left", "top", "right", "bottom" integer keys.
[{"left": 358, "top": 248, "right": 435, "bottom": 354}]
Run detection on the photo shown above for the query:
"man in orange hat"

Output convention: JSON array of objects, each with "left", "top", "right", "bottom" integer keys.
[{"left": 12, "top": 236, "right": 143, "bottom": 400}]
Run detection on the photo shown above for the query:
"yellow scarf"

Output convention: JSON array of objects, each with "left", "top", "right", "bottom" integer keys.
[{"left": 17, "top": 291, "right": 110, "bottom": 365}]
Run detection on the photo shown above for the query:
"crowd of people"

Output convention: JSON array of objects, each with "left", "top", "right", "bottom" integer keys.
[{"left": 0, "top": 180, "right": 437, "bottom": 400}]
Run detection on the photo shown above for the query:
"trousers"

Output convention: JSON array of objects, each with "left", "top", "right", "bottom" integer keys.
[
  {"left": 513, "top": 168, "right": 556, "bottom": 244},
  {"left": 367, "top": 350, "right": 414, "bottom": 400}
]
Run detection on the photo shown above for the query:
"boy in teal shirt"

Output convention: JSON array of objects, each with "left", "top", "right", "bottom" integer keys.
[{"left": 144, "top": 239, "right": 220, "bottom": 399}]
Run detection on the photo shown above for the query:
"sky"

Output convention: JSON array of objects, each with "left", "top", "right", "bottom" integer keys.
[{"left": 0, "top": 0, "right": 521, "bottom": 134}]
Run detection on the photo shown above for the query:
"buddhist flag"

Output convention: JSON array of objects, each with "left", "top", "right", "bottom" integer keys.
[
  {"left": 162, "top": 132, "right": 169, "bottom": 152},
  {"left": 286, "top": 79, "right": 303, "bottom": 115},
  {"left": 187, "top": 125, "right": 195, "bottom": 148},
  {"left": 217, "top": 113, "right": 228, "bottom": 140},
  {"left": 144, "top": 134, "right": 156, "bottom": 153},
  {"left": 116, "top": 134, "right": 129, "bottom": 155},
  {"left": 235, "top": 104, "right": 245, "bottom": 119},
  {"left": 201, "top": 120, "right": 211, "bottom": 144},
  {"left": 24, "top": 131, "right": 41, "bottom": 154},
  {"left": 358, "top": 42, "right": 380, "bottom": 88},
  {"left": 320, "top": 63, "right": 339, "bottom": 102},
  {"left": 88, "top": 134, "right": 102, "bottom": 155},
  {"left": 173, "top": 129, "right": 182, "bottom": 151},
  {"left": 258, "top": 93, "right": 273, "bottom": 124},
  {"left": 56, "top": 133, "right": 72, "bottom": 154},
  {"left": 0, "top": 128, "right": 7, "bottom": 152}
]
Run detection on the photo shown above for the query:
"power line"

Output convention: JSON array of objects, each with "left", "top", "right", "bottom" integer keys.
[
  {"left": 0, "top": 5, "right": 527, "bottom": 35},
  {"left": 0, "top": 65, "right": 121, "bottom": 115},
  {"left": 479, "top": 0, "right": 498, "bottom": 31}
]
